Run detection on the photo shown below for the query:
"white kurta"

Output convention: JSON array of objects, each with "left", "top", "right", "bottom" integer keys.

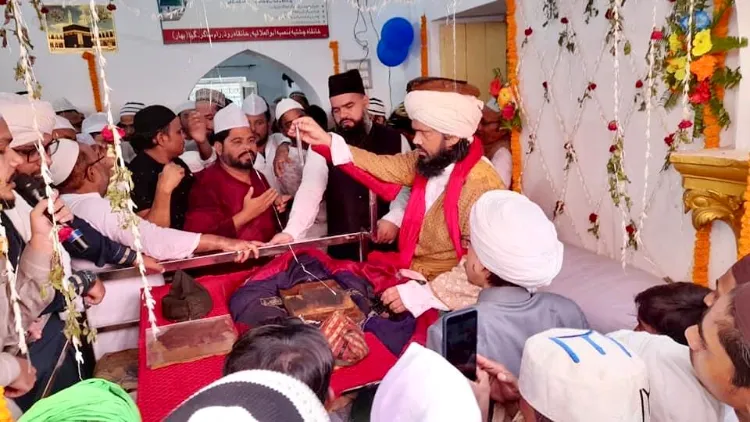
[
  {"left": 61, "top": 192, "right": 201, "bottom": 260},
  {"left": 491, "top": 147, "right": 512, "bottom": 188}
]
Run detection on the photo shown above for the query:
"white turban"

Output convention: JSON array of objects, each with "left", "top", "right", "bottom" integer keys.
[
  {"left": 0, "top": 93, "right": 55, "bottom": 148},
  {"left": 520, "top": 328, "right": 650, "bottom": 422},
  {"left": 371, "top": 343, "right": 481, "bottom": 422},
  {"left": 174, "top": 101, "right": 195, "bottom": 115},
  {"left": 469, "top": 190, "right": 563, "bottom": 291},
  {"left": 404, "top": 90, "right": 484, "bottom": 139},
  {"left": 241, "top": 93, "right": 268, "bottom": 116}
]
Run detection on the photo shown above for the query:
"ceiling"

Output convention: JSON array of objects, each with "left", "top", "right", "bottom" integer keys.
[{"left": 456, "top": 0, "right": 506, "bottom": 19}]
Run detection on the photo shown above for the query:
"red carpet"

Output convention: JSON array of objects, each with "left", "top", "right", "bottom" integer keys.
[{"left": 135, "top": 250, "right": 426, "bottom": 421}]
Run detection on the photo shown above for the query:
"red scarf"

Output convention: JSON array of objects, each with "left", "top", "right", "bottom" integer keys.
[{"left": 313, "top": 137, "right": 484, "bottom": 268}]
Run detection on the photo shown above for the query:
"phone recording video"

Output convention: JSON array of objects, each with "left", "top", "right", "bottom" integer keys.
[{"left": 442, "top": 308, "right": 478, "bottom": 381}]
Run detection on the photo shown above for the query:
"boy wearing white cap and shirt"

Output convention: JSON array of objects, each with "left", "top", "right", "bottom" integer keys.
[
  {"left": 426, "top": 190, "right": 588, "bottom": 378},
  {"left": 79, "top": 112, "right": 108, "bottom": 145},
  {"left": 184, "top": 104, "right": 285, "bottom": 243}
]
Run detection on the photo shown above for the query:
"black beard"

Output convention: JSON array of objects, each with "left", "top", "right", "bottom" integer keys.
[
  {"left": 224, "top": 151, "right": 256, "bottom": 170},
  {"left": 416, "top": 139, "right": 470, "bottom": 178},
  {"left": 337, "top": 119, "right": 368, "bottom": 147}
]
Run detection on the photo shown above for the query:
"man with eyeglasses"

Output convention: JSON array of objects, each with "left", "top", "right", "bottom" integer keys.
[{"left": 475, "top": 99, "right": 512, "bottom": 188}]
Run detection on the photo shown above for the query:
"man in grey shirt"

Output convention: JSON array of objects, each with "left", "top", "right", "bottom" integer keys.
[{"left": 427, "top": 190, "right": 588, "bottom": 377}]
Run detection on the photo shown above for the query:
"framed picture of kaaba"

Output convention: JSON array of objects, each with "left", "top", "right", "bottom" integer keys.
[{"left": 44, "top": 4, "right": 118, "bottom": 54}]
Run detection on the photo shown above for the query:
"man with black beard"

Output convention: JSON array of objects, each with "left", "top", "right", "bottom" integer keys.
[
  {"left": 289, "top": 77, "right": 503, "bottom": 284},
  {"left": 270, "top": 70, "right": 410, "bottom": 260},
  {"left": 184, "top": 104, "right": 286, "bottom": 242}
]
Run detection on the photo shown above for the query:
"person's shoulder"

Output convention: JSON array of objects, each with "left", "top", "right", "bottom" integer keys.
[
  {"left": 173, "top": 157, "right": 193, "bottom": 174},
  {"left": 372, "top": 123, "right": 402, "bottom": 139},
  {"left": 464, "top": 160, "right": 503, "bottom": 192}
]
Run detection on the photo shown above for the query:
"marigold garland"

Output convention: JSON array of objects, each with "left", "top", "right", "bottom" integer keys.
[
  {"left": 506, "top": 0, "right": 522, "bottom": 193},
  {"left": 738, "top": 156, "right": 750, "bottom": 259},
  {"left": 82, "top": 51, "right": 102, "bottom": 112},
  {"left": 420, "top": 15, "right": 428, "bottom": 77},
  {"left": 329, "top": 41, "right": 340, "bottom": 75},
  {"left": 692, "top": 0, "right": 733, "bottom": 284},
  {"left": 692, "top": 225, "right": 711, "bottom": 287},
  {"left": 0, "top": 388, "right": 11, "bottom": 422}
]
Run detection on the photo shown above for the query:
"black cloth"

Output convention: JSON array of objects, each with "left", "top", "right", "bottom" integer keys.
[
  {"left": 128, "top": 154, "right": 193, "bottom": 230},
  {"left": 15, "top": 313, "right": 95, "bottom": 411},
  {"left": 326, "top": 123, "right": 402, "bottom": 261},
  {"left": 328, "top": 70, "right": 366, "bottom": 98},
  {"left": 67, "top": 217, "right": 137, "bottom": 267},
  {"left": 229, "top": 253, "right": 416, "bottom": 356}
]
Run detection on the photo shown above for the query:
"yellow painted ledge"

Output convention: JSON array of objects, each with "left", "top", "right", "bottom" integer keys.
[{"left": 671, "top": 148, "right": 749, "bottom": 244}]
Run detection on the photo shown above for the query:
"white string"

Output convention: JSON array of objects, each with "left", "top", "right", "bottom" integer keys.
[
  {"left": 8, "top": 0, "right": 81, "bottom": 359},
  {"left": 637, "top": 3, "right": 658, "bottom": 244},
  {"left": 612, "top": 0, "right": 630, "bottom": 268},
  {"left": 88, "top": 0, "right": 160, "bottom": 335}
]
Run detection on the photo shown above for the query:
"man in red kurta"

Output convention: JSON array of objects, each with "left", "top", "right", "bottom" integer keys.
[{"left": 184, "top": 104, "right": 286, "bottom": 242}]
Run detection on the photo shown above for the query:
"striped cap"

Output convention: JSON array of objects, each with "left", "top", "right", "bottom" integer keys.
[
  {"left": 165, "top": 370, "right": 329, "bottom": 422},
  {"left": 120, "top": 102, "right": 145, "bottom": 118},
  {"left": 368, "top": 97, "right": 386, "bottom": 118}
]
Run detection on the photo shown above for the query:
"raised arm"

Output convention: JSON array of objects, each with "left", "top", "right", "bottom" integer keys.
[{"left": 331, "top": 133, "right": 418, "bottom": 186}]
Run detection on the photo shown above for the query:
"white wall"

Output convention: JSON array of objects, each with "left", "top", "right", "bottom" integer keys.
[
  {"left": 0, "top": 0, "right": 436, "bottom": 114},
  {"left": 516, "top": 0, "right": 740, "bottom": 283}
]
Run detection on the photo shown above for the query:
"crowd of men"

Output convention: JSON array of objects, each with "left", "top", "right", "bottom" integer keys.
[{"left": 0, "top": 68, "right": 748, "bottom": 422}]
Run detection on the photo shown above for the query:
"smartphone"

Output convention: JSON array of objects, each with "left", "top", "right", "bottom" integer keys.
[{"left": 442, "top": 308, "right": 478, "bottom": 381}]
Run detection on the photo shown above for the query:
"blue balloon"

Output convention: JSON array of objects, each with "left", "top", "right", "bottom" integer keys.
[
  {"left": 377, "top": 40, "right": 409, "bottom": 67},
  {"left": 680, "top": 10, "right": 711, "bottom": 32},
  {"left": 381, "top": 17, "right": 414, "bottom": 50}
]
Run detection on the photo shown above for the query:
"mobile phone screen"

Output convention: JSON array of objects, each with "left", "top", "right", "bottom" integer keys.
[{"left": 443, "top": 309, "right": 478, "bottom": 381}]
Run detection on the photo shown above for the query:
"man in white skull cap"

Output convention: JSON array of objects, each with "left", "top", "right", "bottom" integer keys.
[
  {"left": 184, "top": 104, "right": 285, "bottom": 242},
  {"left": 52, "top": 116, "right": 76, "bottom": 141},
  {"left": 515, "top": 328, "right": 651, "bottom": 422},
  {"left": 51, "top": 97, "right": 84, "bottom": 133},
  {"left": 241, "top": 93, "right": 288, "bottom": 193},
  {"left": 476, "top": 98, "right": 512, "bottom": 188},
  {"left": 426, "top": 190, "right": 588, "bottom": 377}
]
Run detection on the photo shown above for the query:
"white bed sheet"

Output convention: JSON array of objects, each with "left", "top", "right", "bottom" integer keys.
[{"left": 539, "top": 243, "right": 665, "bottom": 334}]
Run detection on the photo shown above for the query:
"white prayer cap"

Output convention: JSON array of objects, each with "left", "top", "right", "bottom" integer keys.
[
  {"left": 49, "top": 139, "right": 81, "bottom": 185},
  {"left": 371, "top": 343, "right": 481, "bottom": 422},
  {"left": 76, "top": 133, "right": 95, "bottom": 145},
  {"left": 485, "top": 98, "right": 501, "bottom": 112},
  {"left": 82, "top": 112, "right": 108, "bottom": 135},
  {"left": 404, "top": 90, "right": 484, "bottom": 139},
  {"left": 54, "top": 115, "right": 75, "bottom": 131},
  {"left": 213, "top": 104, "right": 249, "bottom": 134},
  {"left": 241, "top": 94, "right": 268, "bottom": 116},
  {"left": 469, "top": 190, "right": 563, "bottom": 291},
  {"left": 51, "top": 97, "right": 78, "bottom": 113},
  {"left": 275, "top": 98, "right": 304, "bottom": 121},
  {"left": 119, "top": 102, "right": 144, "bottom": 118},
  {"left": 520, "top": 328, "right": 650, "bottom": 422},
  {"left": 368, "top": 97, "right": 386, "bottom": 118},
  {"left": 0, "top": 93, "right": 56, "bottom": 148},
  {"left": 175, "top": 101, "right": 195, "bottom": 115}
]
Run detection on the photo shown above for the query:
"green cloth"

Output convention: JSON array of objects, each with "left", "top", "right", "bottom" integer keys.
[{"left": 19, "top": 379, "right": 140, "bottom": 422}]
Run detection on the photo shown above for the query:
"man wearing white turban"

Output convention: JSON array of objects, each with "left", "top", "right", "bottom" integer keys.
[
  {"left": 426, "top": 190, "right": 588, "bottom": 377},
  {"left": 290, "top": 77, "right": 504, "bottom": 286}
]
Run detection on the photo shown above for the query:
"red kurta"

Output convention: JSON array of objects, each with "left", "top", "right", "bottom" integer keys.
[{"left": 184, "top": 162, "right": 278, "bottom": 242}]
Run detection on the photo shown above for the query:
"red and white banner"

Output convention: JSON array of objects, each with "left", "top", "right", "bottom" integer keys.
[{"left": 158, "top": 0, "right": 329, "bottom": 45}]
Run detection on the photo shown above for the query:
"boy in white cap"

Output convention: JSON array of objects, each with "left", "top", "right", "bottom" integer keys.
[
  {"left": 184, "top": 104, "right": 285, "bottom": 243},
  {"left": 426, "top": 190, "right": 588, "bottom": 377},
  {"left": 80, "top": 112, "right": 109, "bottom": 145},
  {"left": 367, "top": 97, "right": 387, "bottom": 126},
  {"left": 514, "top": 328, "right": 650, "bottom": 421},
  {"left": 118, "top": 101, "right": 144, "bottom": 137}
]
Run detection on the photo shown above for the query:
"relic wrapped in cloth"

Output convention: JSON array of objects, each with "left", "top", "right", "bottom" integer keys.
[
  {"left": 320, "top": 311, "right": 369, "bottom": 367},
  {"left": 146, "top": 315, "right": 237, "bottom": 369},
  {"left": 280, "top": 280, "right": 365, "bottom": 324}
]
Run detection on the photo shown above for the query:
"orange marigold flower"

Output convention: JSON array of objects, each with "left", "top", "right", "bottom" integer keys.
[{"left": 690, "top": 55, "right": 718, "bottom": 82}]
